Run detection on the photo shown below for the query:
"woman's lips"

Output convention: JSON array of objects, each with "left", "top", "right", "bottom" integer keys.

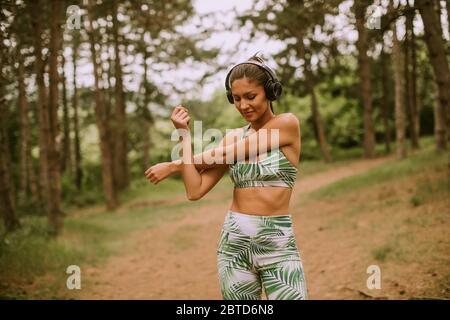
[{"left": 244, "top": 111, "right": 254, "bottom": 116}]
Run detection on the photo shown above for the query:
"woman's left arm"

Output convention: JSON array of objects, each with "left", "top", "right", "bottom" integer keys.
[{"left": 199, "top": 113, "right": 299, "bottom": 165}]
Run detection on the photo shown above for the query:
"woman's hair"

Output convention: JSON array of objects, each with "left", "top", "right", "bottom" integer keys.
[{"left": 228, "top": 54, "right": 274, "bottom": 113}]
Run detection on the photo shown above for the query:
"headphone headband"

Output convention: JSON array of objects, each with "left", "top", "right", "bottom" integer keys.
[
  {"left": 224, "top": 60, "right": 279, "bottom": 91},
  {"left": 224, "top": 59, "right": 282, "bottom": 104}
]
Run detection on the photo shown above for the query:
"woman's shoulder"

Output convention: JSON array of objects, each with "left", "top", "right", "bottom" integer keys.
[
  {"left": 270, "top": 113, "right": 300, "bottom": 131},
  {"left": 276, "top": 112, "right": 299, "bottom": 123}
]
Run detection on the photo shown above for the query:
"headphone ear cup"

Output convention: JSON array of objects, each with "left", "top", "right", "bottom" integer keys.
[
  {"left": 264, "top": 80, "right": 274, "bottom": 101},
  {"left": 272, "top": 81, "right": 282, "bottom": 99},
  {"left": 226, "top": 90, "right": 234, "bottom": 104},
  {"left": 265, "top": 80, "right": 282, "bottom": 101}
]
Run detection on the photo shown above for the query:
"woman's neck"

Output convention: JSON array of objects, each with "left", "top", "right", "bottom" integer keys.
[{"left": 250, "top": 107, "right": 275, "bottom": 131}]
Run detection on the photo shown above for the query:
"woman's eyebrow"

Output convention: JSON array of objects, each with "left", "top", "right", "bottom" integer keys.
[{"left": 234, "top": 91, "right": 257, "bottom": 96}]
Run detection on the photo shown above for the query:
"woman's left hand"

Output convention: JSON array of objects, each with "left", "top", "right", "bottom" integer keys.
[
  {"left": 171, "top": 105, "right": 191, "bottom": 131},
  {"left": 145, "top": 162, "right": 176, "bottom": 184}
]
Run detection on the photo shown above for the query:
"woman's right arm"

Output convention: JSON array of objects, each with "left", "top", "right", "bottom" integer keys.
[
  {"left": 182, "top": 165, "right": 229, "bottom": 201},
  {"left": 146, "top": 140, "right": 229, "bottom": 199}
]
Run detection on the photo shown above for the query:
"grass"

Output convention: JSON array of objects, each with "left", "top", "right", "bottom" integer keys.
[
  {"left": 306, "top": 137, "right": 449, "bottom": 298},
  {"left": 409, "top": 174, "right": 449, "bottom": 208},
  {"left": 0, "top": 216, "right": 86, "bottom": 299},
  {"left": 299, "top": 152, "right": 363, "bottom": 177},
  {"left": 372, "top": 244, "right": 394, "bottom": 262},
  {"left": 299, "top": 160, "right": 336, "bottom": 177},
  {"left": 292, "top": 135, "right": 448, "bottom": 298},
  {"left": 120, "top": 175, "right": 186, "bottom": 203},
  {"left": 371, "top": 231, "right": 416, "bottom": 263},
  {"left": 310, "top": 138, "right": 447, "bottom": 200}
]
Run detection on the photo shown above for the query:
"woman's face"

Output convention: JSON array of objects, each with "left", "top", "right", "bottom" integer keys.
[{"left": 230, "top": 77, "right": 270, "bottom": 121}]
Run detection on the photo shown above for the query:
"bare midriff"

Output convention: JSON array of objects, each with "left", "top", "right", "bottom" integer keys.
[{"left": 230, "top": 187, "right": 293, "bottom": 216}]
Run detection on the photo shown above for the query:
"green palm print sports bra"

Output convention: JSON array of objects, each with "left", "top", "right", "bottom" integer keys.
[{"left": 229, "top": 124, "right": 298, "bottom": 189}]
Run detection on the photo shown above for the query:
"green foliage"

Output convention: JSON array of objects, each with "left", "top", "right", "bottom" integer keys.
[
  {"left": 0, "top": 216, "right": 84, "bottom": 285},
  {"left": 317, "top": 85, "right": 362, "bottom": 148},
  {"left": 311, "top": 137, "right": 446, "bottom": 200},
  {"left": 181, "top": 90, "right": 258, "bottom": 146},
  {"left": 59, "top": 161, "right": 105, "bottom": 210},
  {"left": 372, "top": 244, "right": 394, "bottom": 262},
  {"left": 409, "top": 174, "right": 449, "bottom": 208}
]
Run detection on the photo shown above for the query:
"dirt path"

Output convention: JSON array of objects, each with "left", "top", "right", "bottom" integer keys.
[{"left": 76, "top": 156, "right": 393, "bottom": 300}]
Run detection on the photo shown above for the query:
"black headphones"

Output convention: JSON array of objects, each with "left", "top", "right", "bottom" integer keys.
[{"left": 225, "top": 60, "right": 283, "bottom": 104}]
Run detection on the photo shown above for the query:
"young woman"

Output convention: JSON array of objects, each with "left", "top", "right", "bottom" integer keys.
[{"left": 145, "top": 55, "right": 307, "bottom": 300}]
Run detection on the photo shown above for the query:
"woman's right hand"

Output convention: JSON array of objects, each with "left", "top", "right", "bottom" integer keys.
[
  {"left": 171, "top": 105, "right": 190, "bottom": 131},
  {"left": 145, "top": 161, "right": 178, "bottom": 184}
]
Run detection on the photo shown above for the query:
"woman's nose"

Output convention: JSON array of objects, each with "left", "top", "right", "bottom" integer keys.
[{"left": 241, "top": 101, "right": 250, "bottom": 109}]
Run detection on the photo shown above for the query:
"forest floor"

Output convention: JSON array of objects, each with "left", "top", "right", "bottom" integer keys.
[{"left": 2, "top": 143, "right": 449, "bottom": 300}]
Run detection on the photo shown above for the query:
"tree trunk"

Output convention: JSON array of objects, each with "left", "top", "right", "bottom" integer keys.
[
  {"left": 111, "top": 0, "right": 129, "bottom": 191},
  {"left": 405, "top": 5, "right": 420, "bottom": 149},
  {"left": 87, "top": 0, "right": 118, "bottom": 210},
  {"left": 106, "top": 36, "right": 114, "bottom": 121},
  {"left": 30, "top": 0, "right": 49, "bottom": 209},
  {"left": 47, "top": 0, "right": 63, "bottom": 235},
  {"left": 0, "top": 29, "right": 20, "bottom": 232},
  {"left": 297, "top": 38, "right": 332, "bottom": 162},
  {"left": 434, "top": 0, "right": 444, "bottom": 36},
  {"left": 354, "top": 1, "right": 376, "bottom": 158},
  {"left": 17, "top": 47, "right": 29, "bottom": 196},
  {"left": 72, "top": 34, "right": 83, "bottom": 191},
  {"left": 391, "top": 5, "right": 407, "bottom": 159},
  {"left": 380, "top": 49, "right": 392, "bottom": 153},
  {"left": 142, "top": 117, "right": 152, "bottom": 170},
  {"left": 433, "top": 81, "right": 445, "bottom": 145},
  {"left": 105, "top": 32, "right": 117, "bottom": 191},
  {"left": 142, "top": 46, "right": 153, "bottom": 170},
  {"left": 411, "top": 9, "right": 421, "bottom": 141},
  {"left": 417, "top": 0, "right": 450, "bottom": 149},
  {"left": 61, "top": 52, "right": 72, "bottom": 174},
  {"left": 0, "top": 106, "right": 20, "bottom": 232},
  {"left": 17, "top": 47, "right": 39, "bottom": 202}
]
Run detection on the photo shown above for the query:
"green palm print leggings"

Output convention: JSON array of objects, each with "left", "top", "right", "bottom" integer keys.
[{"left": 217, "top": 210, "right": 308, "bottom": 300}]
